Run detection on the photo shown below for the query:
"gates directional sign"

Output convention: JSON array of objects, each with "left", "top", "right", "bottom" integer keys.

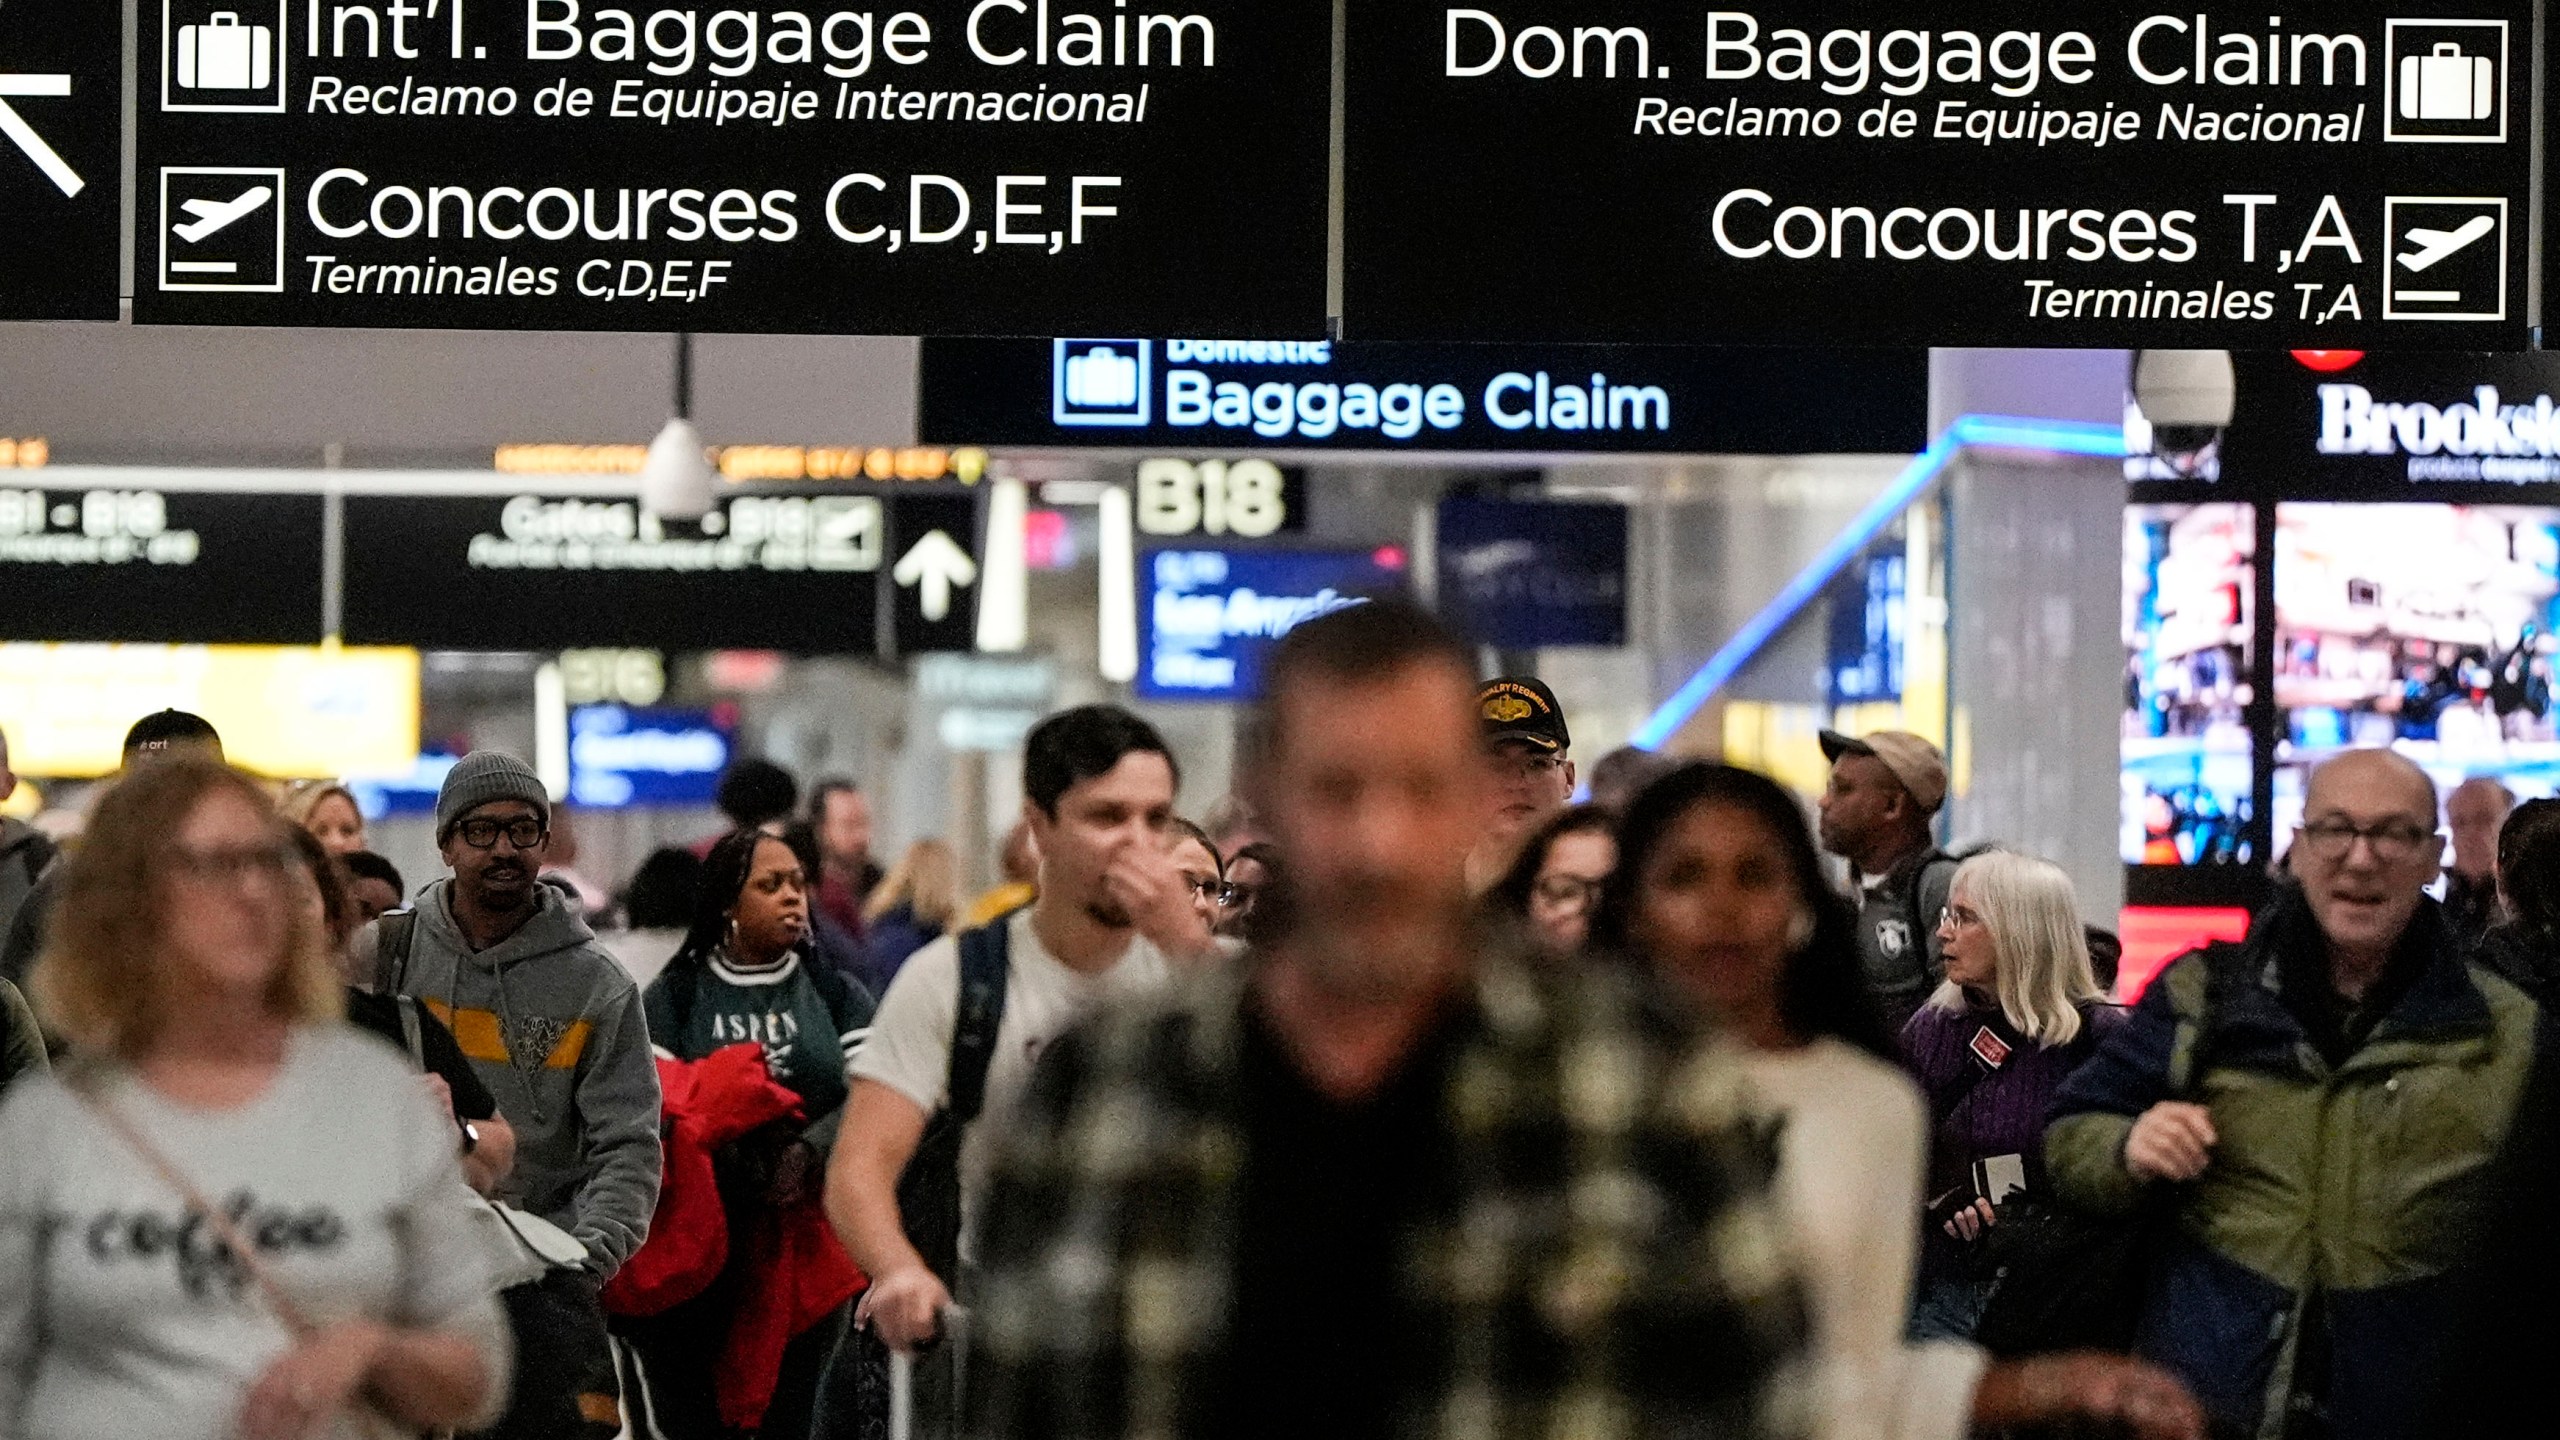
[{"left": 0, "top": 0, "right": 122, "bottom": 318}]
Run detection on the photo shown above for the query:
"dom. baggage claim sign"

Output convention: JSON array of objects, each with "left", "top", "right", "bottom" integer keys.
[
  {"left": 1343, "top": 2, "right": 2530, "bottom": 346},
  {"left": 134, "top": 0, "right": 1330, "bottom": 334}
]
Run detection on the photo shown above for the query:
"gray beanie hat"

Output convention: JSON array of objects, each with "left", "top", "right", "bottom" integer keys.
[{"left": 436, "top": 750, "right": 552, "bottom": 837}]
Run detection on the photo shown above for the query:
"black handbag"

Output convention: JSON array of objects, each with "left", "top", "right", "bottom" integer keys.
[
  {"left": 1968, "top": 1196, "right": 2155, "bottom": 1356},
  {"left": 1971, "top": 959, "right": 2228, "bottom": 1358}
]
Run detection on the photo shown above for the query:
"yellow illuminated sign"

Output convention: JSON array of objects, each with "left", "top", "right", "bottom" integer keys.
[
  {"left": 0, "top": 644, "right": 420, "bottom": 780},
  {"left": 494, "top": 442, "right": 988, "bottom": 485}
]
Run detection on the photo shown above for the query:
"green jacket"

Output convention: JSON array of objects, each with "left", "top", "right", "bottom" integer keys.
[{"left": 2046, "top": 895, "right": 2546, "bottom": 1440}]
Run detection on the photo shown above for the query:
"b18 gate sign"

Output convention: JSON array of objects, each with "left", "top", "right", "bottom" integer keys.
[
  {"left": 1342, "top": 1, "right": 2529, "bottom": 347},
  {"left": 134, "top": 0, "right": 1331, "bottom": 334}
]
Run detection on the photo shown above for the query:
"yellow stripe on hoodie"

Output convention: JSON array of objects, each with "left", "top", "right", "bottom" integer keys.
[{"left": 422, "top": 998, "right": 593, "bottom": 1069}]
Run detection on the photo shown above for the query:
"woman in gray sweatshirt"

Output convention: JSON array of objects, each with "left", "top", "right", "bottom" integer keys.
[{"left": 0, "top": 760, "right": 509, "bottom": 1440}]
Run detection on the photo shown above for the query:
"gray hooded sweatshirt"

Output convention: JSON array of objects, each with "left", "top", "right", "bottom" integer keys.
[{"left": 363, "top": 879, "right": 661, "bottom": 1277}]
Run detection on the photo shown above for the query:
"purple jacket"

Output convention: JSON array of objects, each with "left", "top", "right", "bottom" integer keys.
[{"left": 1899, "top": 995, "right": 2124, "bottom": 1279}]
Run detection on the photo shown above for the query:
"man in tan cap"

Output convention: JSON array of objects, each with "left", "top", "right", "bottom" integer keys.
[{"left": 1817, "top": 728, "right": 1956, "bottom": 1031}]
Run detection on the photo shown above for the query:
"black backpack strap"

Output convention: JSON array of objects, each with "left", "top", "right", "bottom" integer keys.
[
  {"left": 394, "top": 995, "right": 427, "bottom": 1070},
  {"left": 1896, "top": 847, "right": 1958, "bottom": 965},
  {"left": 946, "top": 918, "right": 1012, "bottom": 1125},
  {"left": 372, "top": 910, "right": 417, "bottom": 995}
]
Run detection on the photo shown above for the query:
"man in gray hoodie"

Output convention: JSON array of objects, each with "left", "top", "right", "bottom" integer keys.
[{"left": 365, "top": 749, "right": 661, "bottom": 1440}]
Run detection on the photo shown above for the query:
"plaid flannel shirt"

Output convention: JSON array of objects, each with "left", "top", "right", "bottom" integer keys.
[{"left": 961, "top": 948, "right": 1811, "bottom": 1440}]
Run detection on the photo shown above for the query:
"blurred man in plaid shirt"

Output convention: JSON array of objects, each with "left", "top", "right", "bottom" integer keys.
[{"left": 960, "top": 599, "right": 1809, "bottom": 1440}]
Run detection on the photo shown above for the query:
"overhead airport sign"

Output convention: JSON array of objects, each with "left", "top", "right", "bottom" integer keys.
[
  {"left": 133, "top": 0, "right": 1331, "bottom": 334},
  {"left": 341, "top": 487, "right": 894, "bottom": 650},
  {"left": 0, "top": 0, "right": 122, "bottom": 318},
  {"left": 2219, "top": 351, "right": 2560, "bottom": 497},
  {"left": 0, "top": 482, "right": 327, "bottom": 643},
  {"left": 918, "top": 337, "right": 1931, "bottom": 451},
  {"left": 1342, "top": 2, "right": 2532, "bottom": 347}
]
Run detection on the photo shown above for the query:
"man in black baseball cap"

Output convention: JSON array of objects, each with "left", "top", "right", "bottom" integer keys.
[
  {"left": 1, "top": 710, "right": 228, "bottom": 998},
  {"left": 120, "top": 708, "right": 224, "bottom": 763},
  {"left": 1467, "top": 676, "right": 1576, "bottom": 891}
]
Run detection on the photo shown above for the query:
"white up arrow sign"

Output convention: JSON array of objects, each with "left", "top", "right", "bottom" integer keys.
[
  {"left": 0, "top": 74, "right": 82, "bottom": 198},
  {"left": 893, "top": 530, "right": 979, "bottom": 622}
]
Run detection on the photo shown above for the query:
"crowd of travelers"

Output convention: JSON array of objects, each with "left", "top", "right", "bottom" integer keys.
[{"left": 0, "top": 597, "right": 2554, "bottom": 1440}]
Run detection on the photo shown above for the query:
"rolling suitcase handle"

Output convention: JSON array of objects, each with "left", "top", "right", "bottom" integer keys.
[{"left": 888, "top": 1305, "right": 969, "bottom": 1440}]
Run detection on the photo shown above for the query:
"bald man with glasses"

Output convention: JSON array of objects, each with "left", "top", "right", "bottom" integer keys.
[{"left": 2047, "top": 749, "right": 2551, "bottom": 1440}]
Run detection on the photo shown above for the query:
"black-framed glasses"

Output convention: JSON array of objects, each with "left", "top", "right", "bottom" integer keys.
[
  {"left": 1187, "top": 877, "right": 1244, "bottom": 909},
  {"left": 456, "top": 817, "right": 548, "bottom": 850},
  {"left": 1533, "top": 875, "right": 1606, "bottom": 911},
  {"left": 1497, "top": 753, "right": 1568, "bottom": 782},
  {"left": 2295, "top": 817, "right": 2434, "bottom": 863}
]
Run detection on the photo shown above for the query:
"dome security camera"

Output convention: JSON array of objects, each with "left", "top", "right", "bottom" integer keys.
[{"left": 2131, "top": 350, "right": 2236, "bottom": 478}]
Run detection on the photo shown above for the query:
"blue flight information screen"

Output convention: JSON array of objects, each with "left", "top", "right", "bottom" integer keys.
[{"left": 1137, "top": 547, "right": 1406, "bottom": 701}]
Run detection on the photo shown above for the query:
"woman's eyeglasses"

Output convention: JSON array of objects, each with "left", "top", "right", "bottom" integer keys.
[
  {"left": 1533, "top": 875, "right": 1605, "bottom": 911},
  {"left": 1187, "top": 877, "right": 1246, "bottom": 910},
  {"left": 167, "top": 840, "right": 295, "bottom": 887}
]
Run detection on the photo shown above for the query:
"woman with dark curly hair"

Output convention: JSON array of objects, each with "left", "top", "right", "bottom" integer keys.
[{"left": 625, "top": 828, "right": 876, "bottom": 1438}]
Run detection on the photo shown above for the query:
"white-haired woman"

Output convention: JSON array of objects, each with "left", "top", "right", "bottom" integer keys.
[{"left": 1901, "top": 849, "right": 2120, "bottom": 1343}]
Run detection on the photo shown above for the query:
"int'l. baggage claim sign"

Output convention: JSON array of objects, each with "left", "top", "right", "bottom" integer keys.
[
  {"left": 1342, "top": 2, "right": 2531, "bottom": 347},
  {"left": 133, "top": 0, "right": 1330, "bottom": 334}
]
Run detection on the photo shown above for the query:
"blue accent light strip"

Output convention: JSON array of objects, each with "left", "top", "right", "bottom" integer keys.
[{"left": 1628, "top": 415, "right": 2127, "bottom": 752}]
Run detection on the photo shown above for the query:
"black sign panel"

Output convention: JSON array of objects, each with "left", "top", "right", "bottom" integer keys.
[
  {"left": 133, "top": 0, "right": 1330, "bottom": 334},
  {"left": 1435, "top": 498, "right": 1627, "bottom": 647},
  {"left": 0, "top": 484, "right": 326, "bottom": 642},
  {"left": 2215, "top": 350, "right": 2560, "bottom": 500},
  {"left": 919, "top": 337, "right": 1930, "bottom": 451},
  {"left": 0, "top": 0, "right": 122, "bottom": 318},
  {"left": 340, "top": 488, "right": 888, "bottom": 650},
  {"left": 885, "top": 491, "right": 980, "bottom": 655},
  {"left": 1344, "top": 2, "right": 2530, "bottom": 347}
]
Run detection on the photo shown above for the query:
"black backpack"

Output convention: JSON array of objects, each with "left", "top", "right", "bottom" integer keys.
[
  {"left": 1896, "top": 841, "right": 2005, "bottom": 980},
  {"left": 896, "top": 914, "right": 1014, "bottom": 1284}
]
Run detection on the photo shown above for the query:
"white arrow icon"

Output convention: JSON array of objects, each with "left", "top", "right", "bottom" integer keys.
[
  {"left": 893, "top": 530, "right": 979, "bottom": 623},
  {"left": 0, "top": 74, "right": 82, "bottom": 197}
]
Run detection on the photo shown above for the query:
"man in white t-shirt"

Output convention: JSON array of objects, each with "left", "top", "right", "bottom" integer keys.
[{"left": 825, "top": 704, "right": 1215, "bottom": 1354}]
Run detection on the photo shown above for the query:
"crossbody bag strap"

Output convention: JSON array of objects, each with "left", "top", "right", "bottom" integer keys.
[
  {"left": 71, "top": 1080, "right": 316, "bottom": 1338},
  {"left": 1931, "top": 1039, "right": 2001, "bottom": 1125}
]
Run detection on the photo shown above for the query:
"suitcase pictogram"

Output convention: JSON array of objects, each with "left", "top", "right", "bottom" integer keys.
[
  {"left": 2398, "top": 42, "right": 2493, "bottom": 122},
  {"left": 177, "top": 13, "right": 272, "bottom": 91}
]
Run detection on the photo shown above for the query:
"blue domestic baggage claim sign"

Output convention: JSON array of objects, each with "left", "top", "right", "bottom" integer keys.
[
  {"left": 132, "top": 0, "right": 1331, "bottom": 334},
  {"left": 0, "top": 0, "right": 122, "bottom": 318},
  {"left": 1343, "top": 1, "right": 2531, "bottom": 347},
  {"left": 917, "top": 337, "right": 1931, "bottom": 452}
]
